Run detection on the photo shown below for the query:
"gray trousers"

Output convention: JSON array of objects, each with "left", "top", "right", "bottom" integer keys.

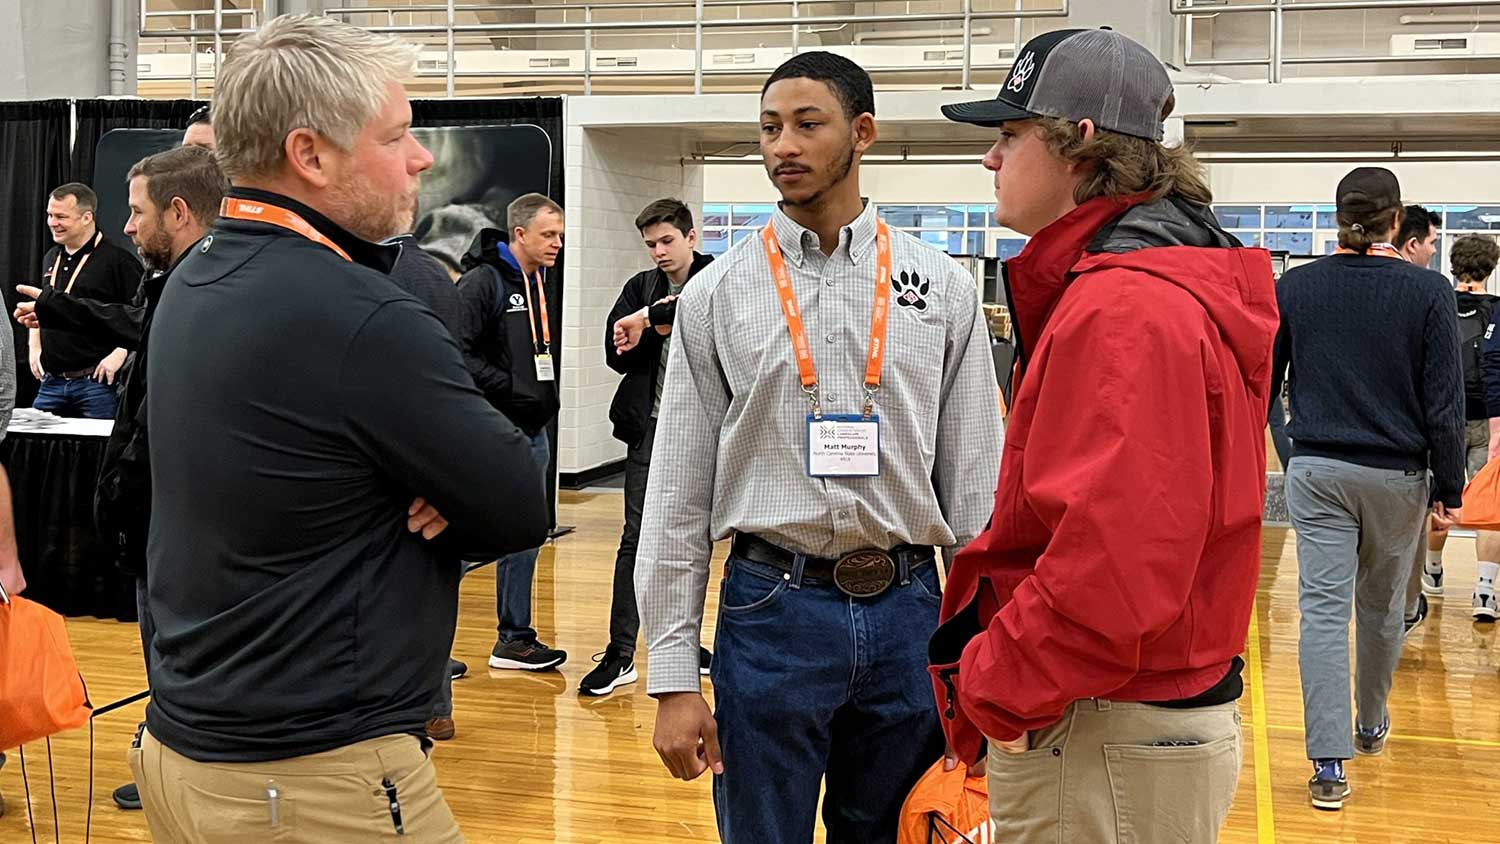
[{"left": 1286, "top": 456, "right": 1428, "bottom": 761}]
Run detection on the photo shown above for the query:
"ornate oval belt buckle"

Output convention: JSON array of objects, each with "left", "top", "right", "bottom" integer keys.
[{"left": 833, "top": 549, "right": 896, "bottom": 598}]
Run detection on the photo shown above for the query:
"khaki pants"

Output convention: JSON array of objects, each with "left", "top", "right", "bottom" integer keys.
[
  {"left": 127, "top": 727, "right": 463, "bottom": 844},
  {"left": 986, "top": 700, "right": 1241, "bottom": 844}
]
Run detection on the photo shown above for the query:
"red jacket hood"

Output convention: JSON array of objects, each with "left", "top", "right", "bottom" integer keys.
[{"left": 1006, "top": 193, "right": 1278, "bottom": 389}]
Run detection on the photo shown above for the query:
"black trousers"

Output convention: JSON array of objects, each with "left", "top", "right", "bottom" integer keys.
[{"left": 609, "top": 416, "right": 656, "bottom": 657}]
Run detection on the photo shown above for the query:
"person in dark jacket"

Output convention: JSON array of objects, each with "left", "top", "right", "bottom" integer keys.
[
  {"left": 1272, "top": 167, "right": 1465, "bottom": 810},
  {"left": 133, "top": 16, "right": 544, "bottom": 843},
  {"left": 578, "top": 198, "right": 714, "bottom": 696},
  {"left": 14, "top": 143, "right": 226, "bottom": 813},
  {"left": 380, "top": 234, "right": 469, "bottom": 742},
  {"left": 937, "top": 29, "right": 1276, "bottom": 840},
  {"left": 455, "top": 192, "right": 567, "bottom": 672},
  {"left": 1424, "top": 234, "right": 1500, "bottom": 623}
]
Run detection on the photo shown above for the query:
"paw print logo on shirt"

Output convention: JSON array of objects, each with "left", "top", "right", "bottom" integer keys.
[{"left": 892, "top": 270, "right": 929, "bottom": 311}]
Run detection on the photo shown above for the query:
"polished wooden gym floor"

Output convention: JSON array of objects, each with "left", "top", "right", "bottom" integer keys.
[{"left": 4, "top": 488, "right": 1498, "bottom": 843}]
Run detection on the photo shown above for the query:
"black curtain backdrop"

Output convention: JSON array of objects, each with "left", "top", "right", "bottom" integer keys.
[
  {"left": 0, "top": 100, "right": 73, "bottom": 407},
  {"left": 70, "top": 98, "right": 206, "bottom": 197},
  {"left": 413, "top": 97, "right": 567, "bottom": 530}
]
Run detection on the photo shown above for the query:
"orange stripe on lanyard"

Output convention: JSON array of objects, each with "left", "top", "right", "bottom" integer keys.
[
  {"left": 219, "top": 198, "right": 353, "bottom": 263},
  {"left": 762, "top": 219, "right": 893, "bottom": 419},
  {"left": 522, "top": 269, "right": 551, "bottom": 353}
]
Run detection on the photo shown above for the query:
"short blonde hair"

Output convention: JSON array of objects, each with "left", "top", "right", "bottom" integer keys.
[{"left": 213, "top": 14, "right": 418, "bottom": 180}]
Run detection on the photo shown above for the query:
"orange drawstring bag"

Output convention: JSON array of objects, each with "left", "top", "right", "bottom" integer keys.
[
  {"left": 898, "top": 758, "right": 995, "bottom": 844},
  {"left": 1460, "top": 459, "right": 1500, "bottom": 530},
  {"left": 0, "top": 591, "right": 91, "bottom": 750}
]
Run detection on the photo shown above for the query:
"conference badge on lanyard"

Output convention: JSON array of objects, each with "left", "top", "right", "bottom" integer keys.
[
  {"left": 523, "top": 270, "right": 556, "bottom": 382},
  {"left": 763, "top": 218, "right": 892, "bottom": 478}
]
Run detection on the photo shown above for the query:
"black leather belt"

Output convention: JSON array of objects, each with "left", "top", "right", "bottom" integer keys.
[{"left": 731, "top": 533, "right": 935, "bottom": 598}]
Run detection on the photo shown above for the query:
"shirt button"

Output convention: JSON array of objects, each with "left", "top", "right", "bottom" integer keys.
[
  {"left": 825, "top": 279, "right": 835, "bottom": 287},
  {"left": 825, "top": 334, "right": 836, "bottom": 344}
]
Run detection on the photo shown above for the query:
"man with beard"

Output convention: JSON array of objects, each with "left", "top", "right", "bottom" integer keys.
[
  {"left": 636, "top": 53, "right": 1003, "bottom": 843},
  {"left": 14, "top": 143, "right": 226, "bottom": 813},
  {"left": 132, "top": 15, "right": 546, "bottom": 842}
]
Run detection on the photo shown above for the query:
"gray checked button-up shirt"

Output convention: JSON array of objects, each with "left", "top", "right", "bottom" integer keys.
[{"left": 635, "top": 201, "right": 1004, "bottom": 694}]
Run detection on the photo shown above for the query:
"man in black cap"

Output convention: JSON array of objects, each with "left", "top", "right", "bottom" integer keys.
[
  {"left": 1272, "top": 166, "right": 1464, "bottom": 810},
  {"left": 933, "top": 26, "right": 1277, "bottom": 840}
]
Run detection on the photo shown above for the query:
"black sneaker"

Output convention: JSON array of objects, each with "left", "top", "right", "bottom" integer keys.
[
  {"left": 450, "top": 659, "right": 468, "bottom": 680},
  {"left": 579, "top": 649, "right": 638, "bottom": 696},
  {"left": 489, "top": 638, "right": 567, "bottom": 671},
  {"left": 1308, "top": 759, "right": 1349, "bottom": 811},
  {"left": 700, "top": 646, "right": 713, "bottom": 676},
  {"left": 1403, "top": 594, "right": 1428, "bottom": 640},
  {"left": 113, "top": 782, "right": 142, "bottom": 810}
]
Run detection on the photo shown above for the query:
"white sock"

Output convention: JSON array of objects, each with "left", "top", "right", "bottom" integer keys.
[
  {"left": 1478, "top": 561, "right": 1499, "bottom": 593},
  {"left": 1426, "top": 549, "right": 1444, "bottom": 574}
]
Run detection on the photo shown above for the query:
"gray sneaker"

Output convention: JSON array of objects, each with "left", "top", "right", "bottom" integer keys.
[
  {"left": 1308, "top": 760, "right": 1350, "bottom": 811},
  {"left": 489, "top": 638, "right": 567, "bottom": 671},
  {"left": 1355, "top": 718, "right": 1389, "bottom": 756}
]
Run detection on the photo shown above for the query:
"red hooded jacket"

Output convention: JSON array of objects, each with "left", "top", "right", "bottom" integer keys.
[{"left": 929, "top": 193, "right": 1278, "bottom": 761}]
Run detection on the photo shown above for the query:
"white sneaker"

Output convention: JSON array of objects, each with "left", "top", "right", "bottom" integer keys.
[
  {"left": 1422, "top": 565, "right": 1444, "bottom": 598},
  {"left": 1474, "top": 591, "right": 1498, "bottom": 622}
]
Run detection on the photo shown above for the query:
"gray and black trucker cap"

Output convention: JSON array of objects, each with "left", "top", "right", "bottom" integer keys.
[{"left": 942, "top": 28, "right": 1173, "bottom": 142}]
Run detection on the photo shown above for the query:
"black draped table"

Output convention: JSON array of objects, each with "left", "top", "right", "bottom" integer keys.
[{"left": 1, "top": 409, "right": 135, "bottom": 621}]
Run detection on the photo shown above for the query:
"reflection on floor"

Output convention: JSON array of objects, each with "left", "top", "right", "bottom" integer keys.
[{"left": 3, "top": 491, "right": 1497, "bottom": 843}]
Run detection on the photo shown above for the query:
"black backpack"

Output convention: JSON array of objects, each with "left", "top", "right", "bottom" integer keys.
[{"left": 1456, "top": 291, "right": 1498, "bottom": 410}]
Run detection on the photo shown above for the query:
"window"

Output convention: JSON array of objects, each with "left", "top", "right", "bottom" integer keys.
[
  {"left": 877, "top": 205, "right": 967, "bottom": 229},
  {"left": 1265, "top": 232, "right": 1313, "bottom": 254},
  {"left": 1444, "top": 206, "right": 1500, "bottom": 231},
  {"left": 730, "top": 204, "right": 775, "bottom": 227},
  {"left": 1265, "top": 205, "right": 1315, "bottom": 230},
  {"left": 1214, "top": 206, "right": 1260, "bottom": 229},
  {"left": 1229, "top": 231, "right": 1262, "bottom": 248}
]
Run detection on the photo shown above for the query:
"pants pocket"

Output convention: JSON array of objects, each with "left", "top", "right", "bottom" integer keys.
[
  {"left": 178, "top": 777, "right": 298, "bottom": 844},
  {"left": 369, "top": 741, "right": 463, "bottom": 844},
  {"left": 1103, "top": 733, "right": 1240, "bottom": 844},
  {"left": 986, "top": 745, "right": 1064, "bottom": 844}
]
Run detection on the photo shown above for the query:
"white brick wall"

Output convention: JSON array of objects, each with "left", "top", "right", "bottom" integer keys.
[{"left": 559, "top": 123, "right": 704, "bottom": 474}]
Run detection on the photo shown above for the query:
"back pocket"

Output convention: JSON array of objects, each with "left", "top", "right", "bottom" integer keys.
[{"left": 1103, "top": 733, "right": 1240, "bottom": 844}]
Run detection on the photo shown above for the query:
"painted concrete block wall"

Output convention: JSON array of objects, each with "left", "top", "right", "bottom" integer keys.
[{"left": 559, "top": 124, "right": 704, "bottom": 474}]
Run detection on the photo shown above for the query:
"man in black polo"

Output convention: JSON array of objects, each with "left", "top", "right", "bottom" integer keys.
[{"left": 30, "top": 183, "right": 140, "bottom": 418}]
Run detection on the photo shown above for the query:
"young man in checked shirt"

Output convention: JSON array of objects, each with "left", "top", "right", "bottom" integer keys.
[{"left": 635, "top": 52, "right": 1003, "bottom": 844}]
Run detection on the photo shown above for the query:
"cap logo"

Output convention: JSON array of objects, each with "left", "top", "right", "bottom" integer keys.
[{"left": 1007, "top": 52, "right": 1035, "bottom": 93}]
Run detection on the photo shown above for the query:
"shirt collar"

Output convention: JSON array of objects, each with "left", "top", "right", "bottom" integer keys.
[
  {"left": 769, "top": 199, "right": 878, "bottom": 267},
  {"left": 63, "top": 230, "right": 102, "bottom": 259},
  {"left": 222, "top": 187, "right": 401, "bottom": 273}
]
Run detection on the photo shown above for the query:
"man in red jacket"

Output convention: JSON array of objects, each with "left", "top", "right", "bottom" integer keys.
[{"left": 934, "top": 28, "right": 1278, "bottom": 842}]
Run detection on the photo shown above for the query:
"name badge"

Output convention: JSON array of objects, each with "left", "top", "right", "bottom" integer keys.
[
  {"left": 534, "top": 354, "right": 556, "bottom": 382},
  {"left": 807, "top": 414, "right": 879, "bottom": 477}
]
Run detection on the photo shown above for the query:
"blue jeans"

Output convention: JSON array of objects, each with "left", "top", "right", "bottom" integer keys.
[
  {"left": 711, "top": 553, "right": 946, "bottom": 844},
  {"left": 34, "top": 373, "right": 118, "bottom": 419},
  {"left": 495, "top": 428, "right": 551, "bottom": 644}
]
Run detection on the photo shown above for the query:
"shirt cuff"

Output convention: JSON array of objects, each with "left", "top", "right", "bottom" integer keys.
[{"left": 645, "top": 643, "right": 704, "bottom": 696}]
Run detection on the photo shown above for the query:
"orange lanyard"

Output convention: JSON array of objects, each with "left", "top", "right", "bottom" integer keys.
[
  {"left": 218, "top": 197, "right": 352, "bottom": 262},
  {"left": 762, "top": 219, "right": 892, "bottom": 419},
  {"left": 522, "top": 270, "right": 551, "bottom": 354},
  {"left": 1335, "top": 244, "right": 1404, "bottom": 261},
  {"left": 49, "top": 232, "right": 103, "bottom": 295}
]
